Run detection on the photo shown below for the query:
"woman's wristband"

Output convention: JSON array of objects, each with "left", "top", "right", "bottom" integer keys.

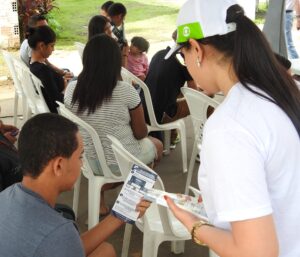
[{"left": 191, "top": 220, "right": 213, "bottom": 246}]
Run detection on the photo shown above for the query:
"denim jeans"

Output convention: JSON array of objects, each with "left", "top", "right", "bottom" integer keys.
[{"left": 285, "top": 11, "right": 299, "bottom": 59}]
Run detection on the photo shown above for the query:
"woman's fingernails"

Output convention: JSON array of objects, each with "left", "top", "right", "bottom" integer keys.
[{"left": 164, "top": 195, "right": 168, "bottom": 200}]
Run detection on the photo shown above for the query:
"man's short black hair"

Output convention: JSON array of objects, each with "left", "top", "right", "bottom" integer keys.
[
  {"left": 101, "top": 1, "right": 114, "bottom": 12},
  {"left": 28, "top": 14, "right": 47, "bottom": 28},
  {"left": 18, "top": 113, "right": 79, "bottom": 178},
  {"left": 108, "top": 3, "right": 127, "bottom": 17}
]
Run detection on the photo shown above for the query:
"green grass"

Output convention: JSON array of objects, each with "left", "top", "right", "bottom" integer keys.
[
  {"left": 255, "top": 2, "right": 268, "bottom": 24},
  {"left": 50, "top": 0, "right": 268, "bottom": 49},
  {"left": 51, "top": 0, "right": 183, "bottom": 49}
]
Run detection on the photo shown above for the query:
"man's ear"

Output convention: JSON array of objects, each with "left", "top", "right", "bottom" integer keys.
[
  {"left": 37, "top": 41, "right": 45, "bottom": 50},
  {"left": 52, "top": 157, "right": 65, "bottom": 177},
  {"left": 189, "top": 38, "right": 204, "bottom": 62}
]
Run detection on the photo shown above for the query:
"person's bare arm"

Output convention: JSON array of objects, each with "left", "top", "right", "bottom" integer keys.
[
  {"left": 295, "top": 0, "right": 300, "bottom": 29},
  {"left": 81, "top": 200, "right": 150, "bottom": 256},
  {"left": 166, "top": 197, "right": 279, "bottom": 257},
  {"left": 187, "top": 80, "right": 198, "bottom": 90},
  {"left": 129, "top": 104, "right": 148, "bottom": 139},
  {"left": 81, "top": 215, "right": 123, "bottom": 256},
  {"left": 45, "top": 59, "right": 65, "bottom": 75},
  {"left": 122, "top": 44, "right": 129, "bottom": 68},
  {"left": 45, "top": 59, "right": 74, "bottom": 81}
]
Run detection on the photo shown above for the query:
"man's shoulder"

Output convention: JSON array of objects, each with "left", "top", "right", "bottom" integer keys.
[{"left": 0, "top": 184, "right": 81, "bottom": 257}]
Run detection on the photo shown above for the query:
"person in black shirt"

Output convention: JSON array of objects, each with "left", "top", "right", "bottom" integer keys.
[
  {"left": 28, "top": 26, "right": 70, "bottom": 113},
  {"left": 142, "top": 32, "right": 196, "bottom": 142}
]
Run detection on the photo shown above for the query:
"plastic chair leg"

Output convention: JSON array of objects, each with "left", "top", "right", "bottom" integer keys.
[
  {"left": 21, "top": 97, "right": 28, "bottom": 121},
  {"left": 13, "top": 93, "right": 18, "bottom": 126},
  {"left": 88, "top": 178, "right": 102, "bottom": 229},
  {"left": 142, "top": 233, "right": 162, "bottom": 257},
  {"left": 178, "top": 122, "right": 187, "bottom": 173},
  {"left": 121, "top": 223, "right": 133, "bottom": 257},
  {"left": 25, "top": 106, "right": 32, "bottom": 121},
  {"left": 184, "top": 140, "right": 198, "bottom": 194},
  {"left": 163, "top": 130, "right": 171, "bottom": 155},
  {"left": 171, "top": 240, "right": 185, "bottom": 254},
  {"left": 72, "top": 173, "right": 82, "bottom": 219}
]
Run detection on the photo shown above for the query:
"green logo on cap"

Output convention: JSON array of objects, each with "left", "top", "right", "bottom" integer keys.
[{"left": 177, "top": 22, "right": 204, "bottom": 43}]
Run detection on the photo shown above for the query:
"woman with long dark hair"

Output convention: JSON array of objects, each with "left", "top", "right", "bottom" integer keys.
[
  {"left": 88, "top": 15, "right": 112, "bottom": 40},
  {"left": 64, "top": 34, "right": 162, "bottom": 215},
  {"left": 165, "top": 0, "right": 300, "bottom": 256},
  {"left": 87, "top": 15, "right": 128, "bottom": 67}
]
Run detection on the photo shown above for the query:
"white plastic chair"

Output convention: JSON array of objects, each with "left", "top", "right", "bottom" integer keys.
[
  {"left": 121, "top": 67, "right": 188, "bottom": 173},
  {"left": 12, "top": 58, "right": 50, "bottom": 117},
  {"left": 181, "top": 87, "right": 219, "bottom": 194},
  {"left": 56, "top": 102, "right": 125, "bottom": 229},
  {"left": 74, "top": 42, "right": 85, "bottom": 60},
  {"left": 108, "top": 135, "right": 191, "bottom": 257},
  {"left": 2, "top": 50, "right": 28, "bottom": 125}
]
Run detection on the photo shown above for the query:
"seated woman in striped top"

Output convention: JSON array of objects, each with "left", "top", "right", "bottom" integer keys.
[{"left": 64, "top": 34, "right": 163, "bottom": 216}]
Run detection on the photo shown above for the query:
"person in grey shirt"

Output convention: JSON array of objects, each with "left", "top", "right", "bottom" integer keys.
[{"left": 0, "top": 113, "right": 150, "bottom": 257}]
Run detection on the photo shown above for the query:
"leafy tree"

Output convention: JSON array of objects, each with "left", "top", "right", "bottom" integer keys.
[{"left": 17, "top": 0, "right": 61, "bottom": 41}]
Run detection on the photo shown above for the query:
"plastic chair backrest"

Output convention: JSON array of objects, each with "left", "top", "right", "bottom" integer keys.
[
  {"left": 2, "top": 51, "right": 23, "bottom": 96},
  {"left": 12, "top": 58, "right": 49, "bottom": 113},
  {"left": 108, "top": 135, "right": 179, "bottom": 236},
  {"left": 120, "top": 68, "right": 159, "bottom": 127},
  {"left": 74, "top": 42, "right": 85, "bottom": 60},
  {"left": 181, "top": 87, "right": 219, "bottom": 135},
  {"left": 56, "top": 102, "right": 122, "bottom": 180}
]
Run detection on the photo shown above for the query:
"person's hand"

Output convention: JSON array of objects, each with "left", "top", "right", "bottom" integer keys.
[
  {"left": 136, "top": 198, "right": 151, "bottom": 218},
  {"left": 165, "top": 195, "right": 201, "bottom": 232},
  {"left": 64, "top": 71, "right": 74, "bottom": 80},
  {"left": 4, "top": 132, "right": 18, "bottom": 143},
  {"left": 63, "top": 72, "right": 74, "bottom": 87},
  {"left": 297, "top": 18, "right": 300, "bottom": 30},
  {"left": 122, "top": 44, "right": 129, "bottom": 56},
  {"left": 0, "top": 122, "right": 19, "bottom": 143},
  {"left": 0, "top": 122, "right": 17, "bottom": 134}
]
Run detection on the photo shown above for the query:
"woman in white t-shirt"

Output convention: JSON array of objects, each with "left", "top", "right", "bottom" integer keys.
[
  {"left": 64, "top": 34, "right": 162, "bottom": 216},
  {"left": 165, "top": 0, "right": 300, "bottom": 256}
]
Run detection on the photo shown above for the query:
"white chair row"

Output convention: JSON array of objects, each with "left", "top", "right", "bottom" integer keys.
[
  {"left": 57, "top": 102, "right": 124, "bottom": 229},
  {"left": 57, "top": 99, "right": 217, "bottom": 256},
  {"left": 121, "top": 67, "right": 188, "bottom": 173},
  {"left": 2, "top": 50, "right": 49, "bottom": 124},
  {"left": 73, "top": 43, "right": 188, "bottom": 173}
]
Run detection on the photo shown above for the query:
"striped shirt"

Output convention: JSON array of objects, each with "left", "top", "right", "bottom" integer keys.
[{"left": 64, "top": 80, "right": 142, "bottom": 166}]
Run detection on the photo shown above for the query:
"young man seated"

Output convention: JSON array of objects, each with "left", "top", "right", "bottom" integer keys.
[{"left": 0, "top": 113, "right": 149, "bottom": 257}]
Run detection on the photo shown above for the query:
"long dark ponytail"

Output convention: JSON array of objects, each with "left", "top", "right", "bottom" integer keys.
[{"left": 199, "top": 4, "right": 300, "bottom": 138}]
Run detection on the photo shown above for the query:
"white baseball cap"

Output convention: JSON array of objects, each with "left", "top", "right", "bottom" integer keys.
[{"left": 165, "top": 0, "right": 238, "bottom": 59}]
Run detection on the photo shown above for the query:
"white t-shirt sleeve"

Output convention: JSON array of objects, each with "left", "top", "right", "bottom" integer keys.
[
  {"left": 200, "top": 123, "right": 273, "bottom": 223},
  {"left": 125, "top": 82, "right": 141, "bottom": 110}
]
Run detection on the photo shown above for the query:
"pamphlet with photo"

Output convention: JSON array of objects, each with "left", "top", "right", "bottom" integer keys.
[{"left": 111, "top": 164, "right": 157, "bottom": 224}]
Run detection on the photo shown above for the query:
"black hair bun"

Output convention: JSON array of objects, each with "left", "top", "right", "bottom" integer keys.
[{"left": 226, "top": 4, "right": 245, "bottom": 23}]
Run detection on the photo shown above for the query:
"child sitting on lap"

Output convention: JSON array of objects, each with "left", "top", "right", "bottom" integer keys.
[{"left": 127, "top": 36, "right": 150, "bottom": 81}]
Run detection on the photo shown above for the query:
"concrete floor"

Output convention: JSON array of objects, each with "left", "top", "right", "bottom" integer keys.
[{"left": 0, "top": 97, "right": 210, "bottom": 257}]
